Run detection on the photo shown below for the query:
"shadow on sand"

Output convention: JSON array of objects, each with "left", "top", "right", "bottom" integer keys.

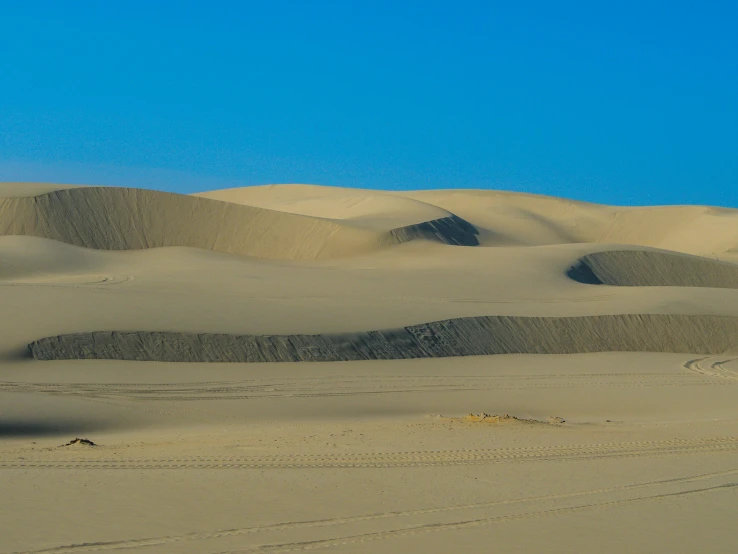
[{"left": 0, "top": 418, "right": 108, "bottom": 438}]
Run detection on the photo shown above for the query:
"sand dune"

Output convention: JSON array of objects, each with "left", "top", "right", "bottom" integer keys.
[
  {"left": 0, "top": 186, "right": 384, "bottom": 260},
  {"left": 399, "top": 189, "right": 738, "bottom": 256},
  {"left": 196, "top": 184, "right": 453, "bottom": 226},
  {"left": 4, "top": 182, "right": 738, "bottom": 554},
  {"left": 0, "top": 186, "right": 482, "bottom": 259},
  {"left": 2, "top": 184, "right": 737, "bottom": 262},
  {"left": 203, "top": 184, "right": 738, "bottom": 256},
  {"left": 29, "top": 314, "right": 738, "bottom": 362},
  {"left": 569, "top": 249, "right": 738, "bottom": 288}
]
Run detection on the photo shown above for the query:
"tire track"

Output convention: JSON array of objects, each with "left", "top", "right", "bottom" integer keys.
[
  {"left": 685, "top": 356, "right": 738, "bottom": 380},
  {"left": 220, "top": 482, "right": 738, "bottom": 553},
  {"left": 0, "top": 373, "right": 730, "bottom": 403},
  {"left": 3, "top": 437, "right": 738, "bottom": 470},
  {"left": 12, "top": 468, "right": 738, "bottom": 553}
]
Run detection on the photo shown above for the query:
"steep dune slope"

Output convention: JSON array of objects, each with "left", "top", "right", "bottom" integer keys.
[
  {"left": 569, "top": 249, "right": 738, "bottom": 288},
  {"left": 6, "top": 183, "right": 733, "bottom": 260},
  {"left": 29, "top": 314, "right": 738, "bottom": 362},
  {"left": 0, "top": 187, "right": 384, "bottom": 260},
  {"left": 0, "top": 187, "right": 362, "bottom": 260},
  {"left": 0, "top": 186, "right": 480, "bottom": 258}
]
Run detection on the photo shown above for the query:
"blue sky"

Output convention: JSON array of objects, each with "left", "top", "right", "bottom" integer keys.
[{"left": 1, "top": 1, "right": 736, "bottom": 206}]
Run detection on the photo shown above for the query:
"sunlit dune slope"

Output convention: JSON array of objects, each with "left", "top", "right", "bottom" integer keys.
[
  {"left": 201, "top": 184, "right": 738, "bottom": 257},
  {"left": 398, "top": 189, "right": 738, "bottom": 257},
  {"left": 195, "top": 184, "right": 453, "bottom": 227},
  {"left": 0, "top": 186, "right": 480, "bottom": 260}
]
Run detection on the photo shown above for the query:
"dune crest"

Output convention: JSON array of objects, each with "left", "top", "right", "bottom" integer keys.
[
  {"left": 2, "top": 183, "right": 736, "bottom": 261},
  {"left": 0, "top": 186, "right": 480, "bottom": 260},
  {"left": 196, "top": 184, "right": 453, "bottom": 226},
  {"left": 199, "top": 185, "right": 738, "bottom": 257},
  {"left": 396, "top": 189, "right": 738, "bottom": 256}
]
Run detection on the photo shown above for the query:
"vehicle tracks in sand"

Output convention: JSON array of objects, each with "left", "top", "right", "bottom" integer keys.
[
  {"left": 3, "top": 436, "right": 738, "bottom": 470},
  {"left": 220, "top": 483, "right": 738, "bottom": 553},
  {"left": 9, "top": 468, "right": 738, "bottom": 553},
  {"left": 0, "top": 373, "right": 733, "bottom": 403},
  {"left": 685, "top": 356, "right": 738, "bottom": 380}
]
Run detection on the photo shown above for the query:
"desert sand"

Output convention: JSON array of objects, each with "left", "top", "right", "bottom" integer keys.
[{"left": 1, "top": 182, "right": 738, "bottom": 553}]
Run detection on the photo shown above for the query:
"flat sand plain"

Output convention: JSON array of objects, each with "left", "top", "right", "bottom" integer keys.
[{"left": 1, "top": 182, "right": 738, "bottom": 553}]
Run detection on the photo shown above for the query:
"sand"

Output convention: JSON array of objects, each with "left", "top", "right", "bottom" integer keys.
[
  {"left": 1, "top": 182, "right": 738, "bottom": 553},
  {"left": 27, "top": 314, "right": 738, "bottom": 362}
]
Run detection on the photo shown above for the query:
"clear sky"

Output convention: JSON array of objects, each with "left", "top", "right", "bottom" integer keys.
[{"left": 1, "top": 1, "right": 736, "bottom": 206}]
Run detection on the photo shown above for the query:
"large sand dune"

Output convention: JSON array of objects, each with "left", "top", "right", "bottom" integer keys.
[
  {"left": 0, "top": 186, "right": 480, "bottom": 260},
  {"left": 402, "top": 189, "right": 738, "bottom": 257},
  {"left": 29, "top": 314, "right": 738, "bottom": 362},
  {"left": 203, "top": 184, "right": 738, "bottom": 256},
  {"left": 3, "top": 182, "right": 738, "bottom": 554},
  {"left": 2, "top": 183, "right": 737, "bottom": 262}
]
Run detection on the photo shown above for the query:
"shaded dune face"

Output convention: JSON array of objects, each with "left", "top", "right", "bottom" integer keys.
[
  {"left": 28, "top": 314, "right": 738, "bottom": 362},
  {"left": 568, "top": 250, "right": 738, "bottom": 289},
  {"left": 390, "top": 214, "right": 480, "bottom": 246},
  {"left": 0, "top": 187, "right": 481, "bottom": 260}
]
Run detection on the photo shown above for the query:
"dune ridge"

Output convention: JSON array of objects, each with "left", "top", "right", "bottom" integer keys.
[
  {"left": 398, "top": 190, "right": 738, "bottom": 256},
  {"left": 200, "top": 184, "right": 738, "bottom": 257},
  {"left": 28, "top": 313, "right": 738, "bottom": 362},
  {"left": 568, "top": 250, "right": 738, "bottom": 288},
  {"left": 0, "top": 187, "right": 480, "bottom": 260},
  {"left": 3, "top": 183, "right": 737, "bottom": 261},
  {"left": 196, "top": 184, "right": 453, "bottom": 224}
]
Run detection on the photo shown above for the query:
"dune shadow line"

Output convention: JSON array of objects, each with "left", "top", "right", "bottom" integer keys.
[{"left": 28, "top": 314, "right": 738, "bottom": 363}]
